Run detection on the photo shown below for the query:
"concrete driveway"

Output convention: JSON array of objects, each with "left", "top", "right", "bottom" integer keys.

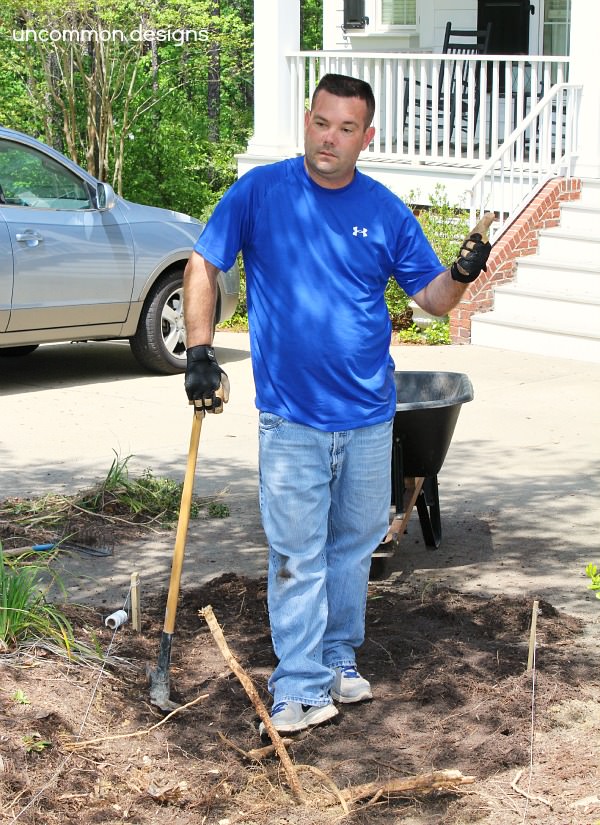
[{"left": 1, "top": 332, "right": 599, "bottom": 624}]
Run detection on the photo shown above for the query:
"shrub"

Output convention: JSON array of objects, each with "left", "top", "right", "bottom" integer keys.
[
  {"left": 0, "top": 547, "right": 73, "bottom": 652},
  {"left": 585, "top": 563, "right": 600, "bottom": 600}
]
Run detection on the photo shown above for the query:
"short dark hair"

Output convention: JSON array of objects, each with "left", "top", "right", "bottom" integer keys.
[{"left": 311, "top": 73, "right": 375, "bottom": 128}]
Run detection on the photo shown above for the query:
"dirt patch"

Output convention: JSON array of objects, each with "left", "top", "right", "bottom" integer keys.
[{"left": 1, "top": 573, "right": 599, "bottom": 825}]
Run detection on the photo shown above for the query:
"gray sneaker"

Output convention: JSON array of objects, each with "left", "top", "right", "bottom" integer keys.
[
  {"left": 259, "top": 701, "right": 338, "bottom": 737},
  {"left": 331, "top": 665, "right": 373, "bottom": 703}
]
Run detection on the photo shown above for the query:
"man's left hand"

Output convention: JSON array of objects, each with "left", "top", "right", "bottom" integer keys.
[{"left": 451, "top": 212, "right": 495, "bottom": 284}]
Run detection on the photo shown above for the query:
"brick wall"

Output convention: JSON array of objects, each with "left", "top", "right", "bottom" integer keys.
[{"left": 449, "top": 177, "right": 583, "bottom": 344}]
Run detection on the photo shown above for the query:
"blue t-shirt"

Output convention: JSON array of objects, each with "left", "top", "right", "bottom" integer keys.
[{"left": 195, "top": 156, "right": 444, "bottom": 431}]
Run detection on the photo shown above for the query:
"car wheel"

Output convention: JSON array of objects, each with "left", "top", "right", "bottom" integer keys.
[
  {"left": 130, "top": 270, "right": 188, "bottom": 374},
  {"left": 0, "top": 345, "right": 39, "bottom": 357}
]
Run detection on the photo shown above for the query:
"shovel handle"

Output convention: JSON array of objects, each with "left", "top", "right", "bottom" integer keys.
[{"left": 162, "top": 408, "right": 204, "bottom": 635}]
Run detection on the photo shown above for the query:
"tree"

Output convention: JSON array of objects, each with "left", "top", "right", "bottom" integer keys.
[
  {"left": 0, "top": 0, "right": 253, "bottom": 209},
  {"left": 301, "top": 0, "right": 322, "bottom": 50},
  {"left": 207, "top": 0, "right": 220, "bottom": 142}
]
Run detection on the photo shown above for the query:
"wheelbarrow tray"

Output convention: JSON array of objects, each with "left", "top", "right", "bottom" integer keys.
[{"left": 393, "top": 371, "right": 474, "bottom": 478}]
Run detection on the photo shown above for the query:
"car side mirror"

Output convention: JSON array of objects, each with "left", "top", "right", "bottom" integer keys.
[{"left": 96, "top": 182, "right": 117, "bottom": 210}]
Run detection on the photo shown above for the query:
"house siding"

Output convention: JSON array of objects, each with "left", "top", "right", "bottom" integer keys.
[
  {"left": 323, "top": 0, "right": 346, "bottom": 49},
  {"left": 432, "top": 2, "right": 478, "bottom": 48}
]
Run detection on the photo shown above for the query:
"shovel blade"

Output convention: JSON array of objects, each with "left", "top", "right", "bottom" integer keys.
[{"left": 147, "top": 631, "right": 179, "bottom": 711}]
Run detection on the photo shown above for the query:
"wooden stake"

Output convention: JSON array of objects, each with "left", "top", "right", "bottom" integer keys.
[
  {"left": 200, "top": 605, "right": 306, "bottom": 805},
  {"left": 130, "top": 572, "right": 141, "bottom": 632},
  {"left": 527, "top": 600, "right": 539, "bottom": 673}
]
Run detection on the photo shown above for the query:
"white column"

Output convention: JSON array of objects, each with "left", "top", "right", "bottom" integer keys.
[
  {"left": 245, "top": 0, "right": 300, "bottom": 157},
  {"left": 569, "top": 0, "right": 600, "bottom": 178}
]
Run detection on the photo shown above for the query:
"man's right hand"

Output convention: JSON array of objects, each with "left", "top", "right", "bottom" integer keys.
[{"left": 184, "top": 345, "right": 230, "bottom": 414}]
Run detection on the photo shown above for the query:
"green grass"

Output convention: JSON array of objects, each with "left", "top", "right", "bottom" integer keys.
[{"left": 0, "top": 546, "right": 74, "bottom": 653}]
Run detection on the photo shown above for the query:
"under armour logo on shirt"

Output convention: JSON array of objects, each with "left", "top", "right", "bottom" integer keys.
[{"left": 353, "top": 226, "right": 368, "bottom": 237}]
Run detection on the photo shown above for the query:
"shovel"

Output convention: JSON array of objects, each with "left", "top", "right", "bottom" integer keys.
[{"left": 148, "top": 404, "right": 204, "bottom": 711}]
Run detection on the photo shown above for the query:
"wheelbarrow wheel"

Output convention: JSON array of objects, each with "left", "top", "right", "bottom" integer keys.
[{"left": 416, "top": 475, "right": 442, "bottom": 548}]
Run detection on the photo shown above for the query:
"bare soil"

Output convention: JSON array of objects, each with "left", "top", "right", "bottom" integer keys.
[{"left": 1, "top": 571, "right": 599, "bottom": 825}]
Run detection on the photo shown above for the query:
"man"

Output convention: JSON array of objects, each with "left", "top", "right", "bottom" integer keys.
[{"left": 183, "top": 74, "right": 491, "bottom": 736}]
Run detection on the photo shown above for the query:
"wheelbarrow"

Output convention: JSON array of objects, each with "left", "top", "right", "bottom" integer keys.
[{"left": 370, "top": 371, "right": 474, "bottom": 579}]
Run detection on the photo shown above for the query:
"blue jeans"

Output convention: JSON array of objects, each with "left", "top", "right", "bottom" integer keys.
[{"left": 258, "top": 413, "right": 392, "bottom": 707}]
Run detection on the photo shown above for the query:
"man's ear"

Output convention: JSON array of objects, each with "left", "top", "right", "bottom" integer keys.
[
  {"left": 304, "top": 109, "right": 311, "bottom": 130},
  {"left": 362, "top": 126, "right": 375, "bottom": 150}
]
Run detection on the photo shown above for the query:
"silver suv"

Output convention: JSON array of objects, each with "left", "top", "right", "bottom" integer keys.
[{"left": 0, "top": 127, "right": 239, "bottom": 374}]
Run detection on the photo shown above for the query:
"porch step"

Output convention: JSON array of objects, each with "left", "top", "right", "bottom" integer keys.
[
  {"left": 558, "top": 203, "right": 600, "bottom": 233},
  {"left": 491, "top": 285, "right": 600, "bottom": 327},
  {"left": 577, "top": 178, "right": 600, "bottom": 208},
  {"left": 515, "top": 257, "right": 600, "bottom": 295},
  {"left": 470, "top": 178, "right": 600, "bottom": 363},
  {"left": 536, "top": 228, "right": 600, "bottom": 264},
  {"left": 470, "top": 315, "right": 600, "bottom": 363}
]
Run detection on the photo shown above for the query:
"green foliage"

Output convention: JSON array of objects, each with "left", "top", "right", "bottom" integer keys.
[
  {"left": 385, "top": 279, "right": 412, "bottom": 329},
  {"left": 0, "top": 32, "right": 45, "bottom": 136},
  {"left": 585, "top": 563, "right": 600, "bottom": 600},
  {"left": 12, "top": 689, "right": 31, "bottom": 704},
  {"left": 23, "top": 732, "right": 52, "bottom": 753},
  {"left": 394, "top": 320, "right": 450, "bottom": 345},
  {"left": 219, "top": 256, "right": 247, "bottom": 329},
  {"left": 0, "top": 546, "right": 74, "bottom": 652},
  {"left": 123, "top": 124, "right": 242, "bottom": 219},
  {"left": 79, "top": 453, "right": 200, "bottom": 526},
  {"left": 207, "top": 501, "right": 229, "bottom": 518},
  {"left": 395, "top": 323, "right": 424, "bottom": 344},
  {"left": 424, "top": 319, "right": 451, "bottom": 345},
  {"left": 301, "top": 0, "right": 322, "bottom": 49},
  {"left": 385, "top": 186, "right": 468, "bottom": 343},
  {"left": 407, "top": 185, "right": 470, "bottom": 267}
]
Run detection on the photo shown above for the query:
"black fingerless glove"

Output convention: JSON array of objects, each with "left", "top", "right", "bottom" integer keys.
[
  {"left": 184, "top": 345, "right": 230, "bottom": 413},
  {"left": 451, "top": 233, "right": 492, "bottom": 284}
]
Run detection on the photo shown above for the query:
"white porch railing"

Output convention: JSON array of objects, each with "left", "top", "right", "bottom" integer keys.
[
  {"left": 288, "top": 51, "right": 571, "bottom": 164},
  {"left": 469, "top": 83, "right": 582, "bottom": 243}
]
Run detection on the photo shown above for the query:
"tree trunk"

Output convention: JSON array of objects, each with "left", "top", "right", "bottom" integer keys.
[
  {"left": 45, "top": 51, "right": 64, "bottom": 152},
  {"left": 207, "top": 0, "right": 220, "bottom": 142}
]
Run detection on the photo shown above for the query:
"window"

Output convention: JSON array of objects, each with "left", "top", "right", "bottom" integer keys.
[
  {"left": 381, "top": 0, "right": 416, "bottom": 27},
  {"left": 344, "top": 0, "right": 367, "bottom": 30},
  {"left": 543, "top": 0, "right": 571, "bottom": 56},
  {"left": 0, "top": 140, "right": 91, "bottom": 210}
]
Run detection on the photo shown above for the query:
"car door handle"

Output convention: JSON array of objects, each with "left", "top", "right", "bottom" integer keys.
[{"left": 15, "top": 230, "right": 44, "bottom": 246}]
